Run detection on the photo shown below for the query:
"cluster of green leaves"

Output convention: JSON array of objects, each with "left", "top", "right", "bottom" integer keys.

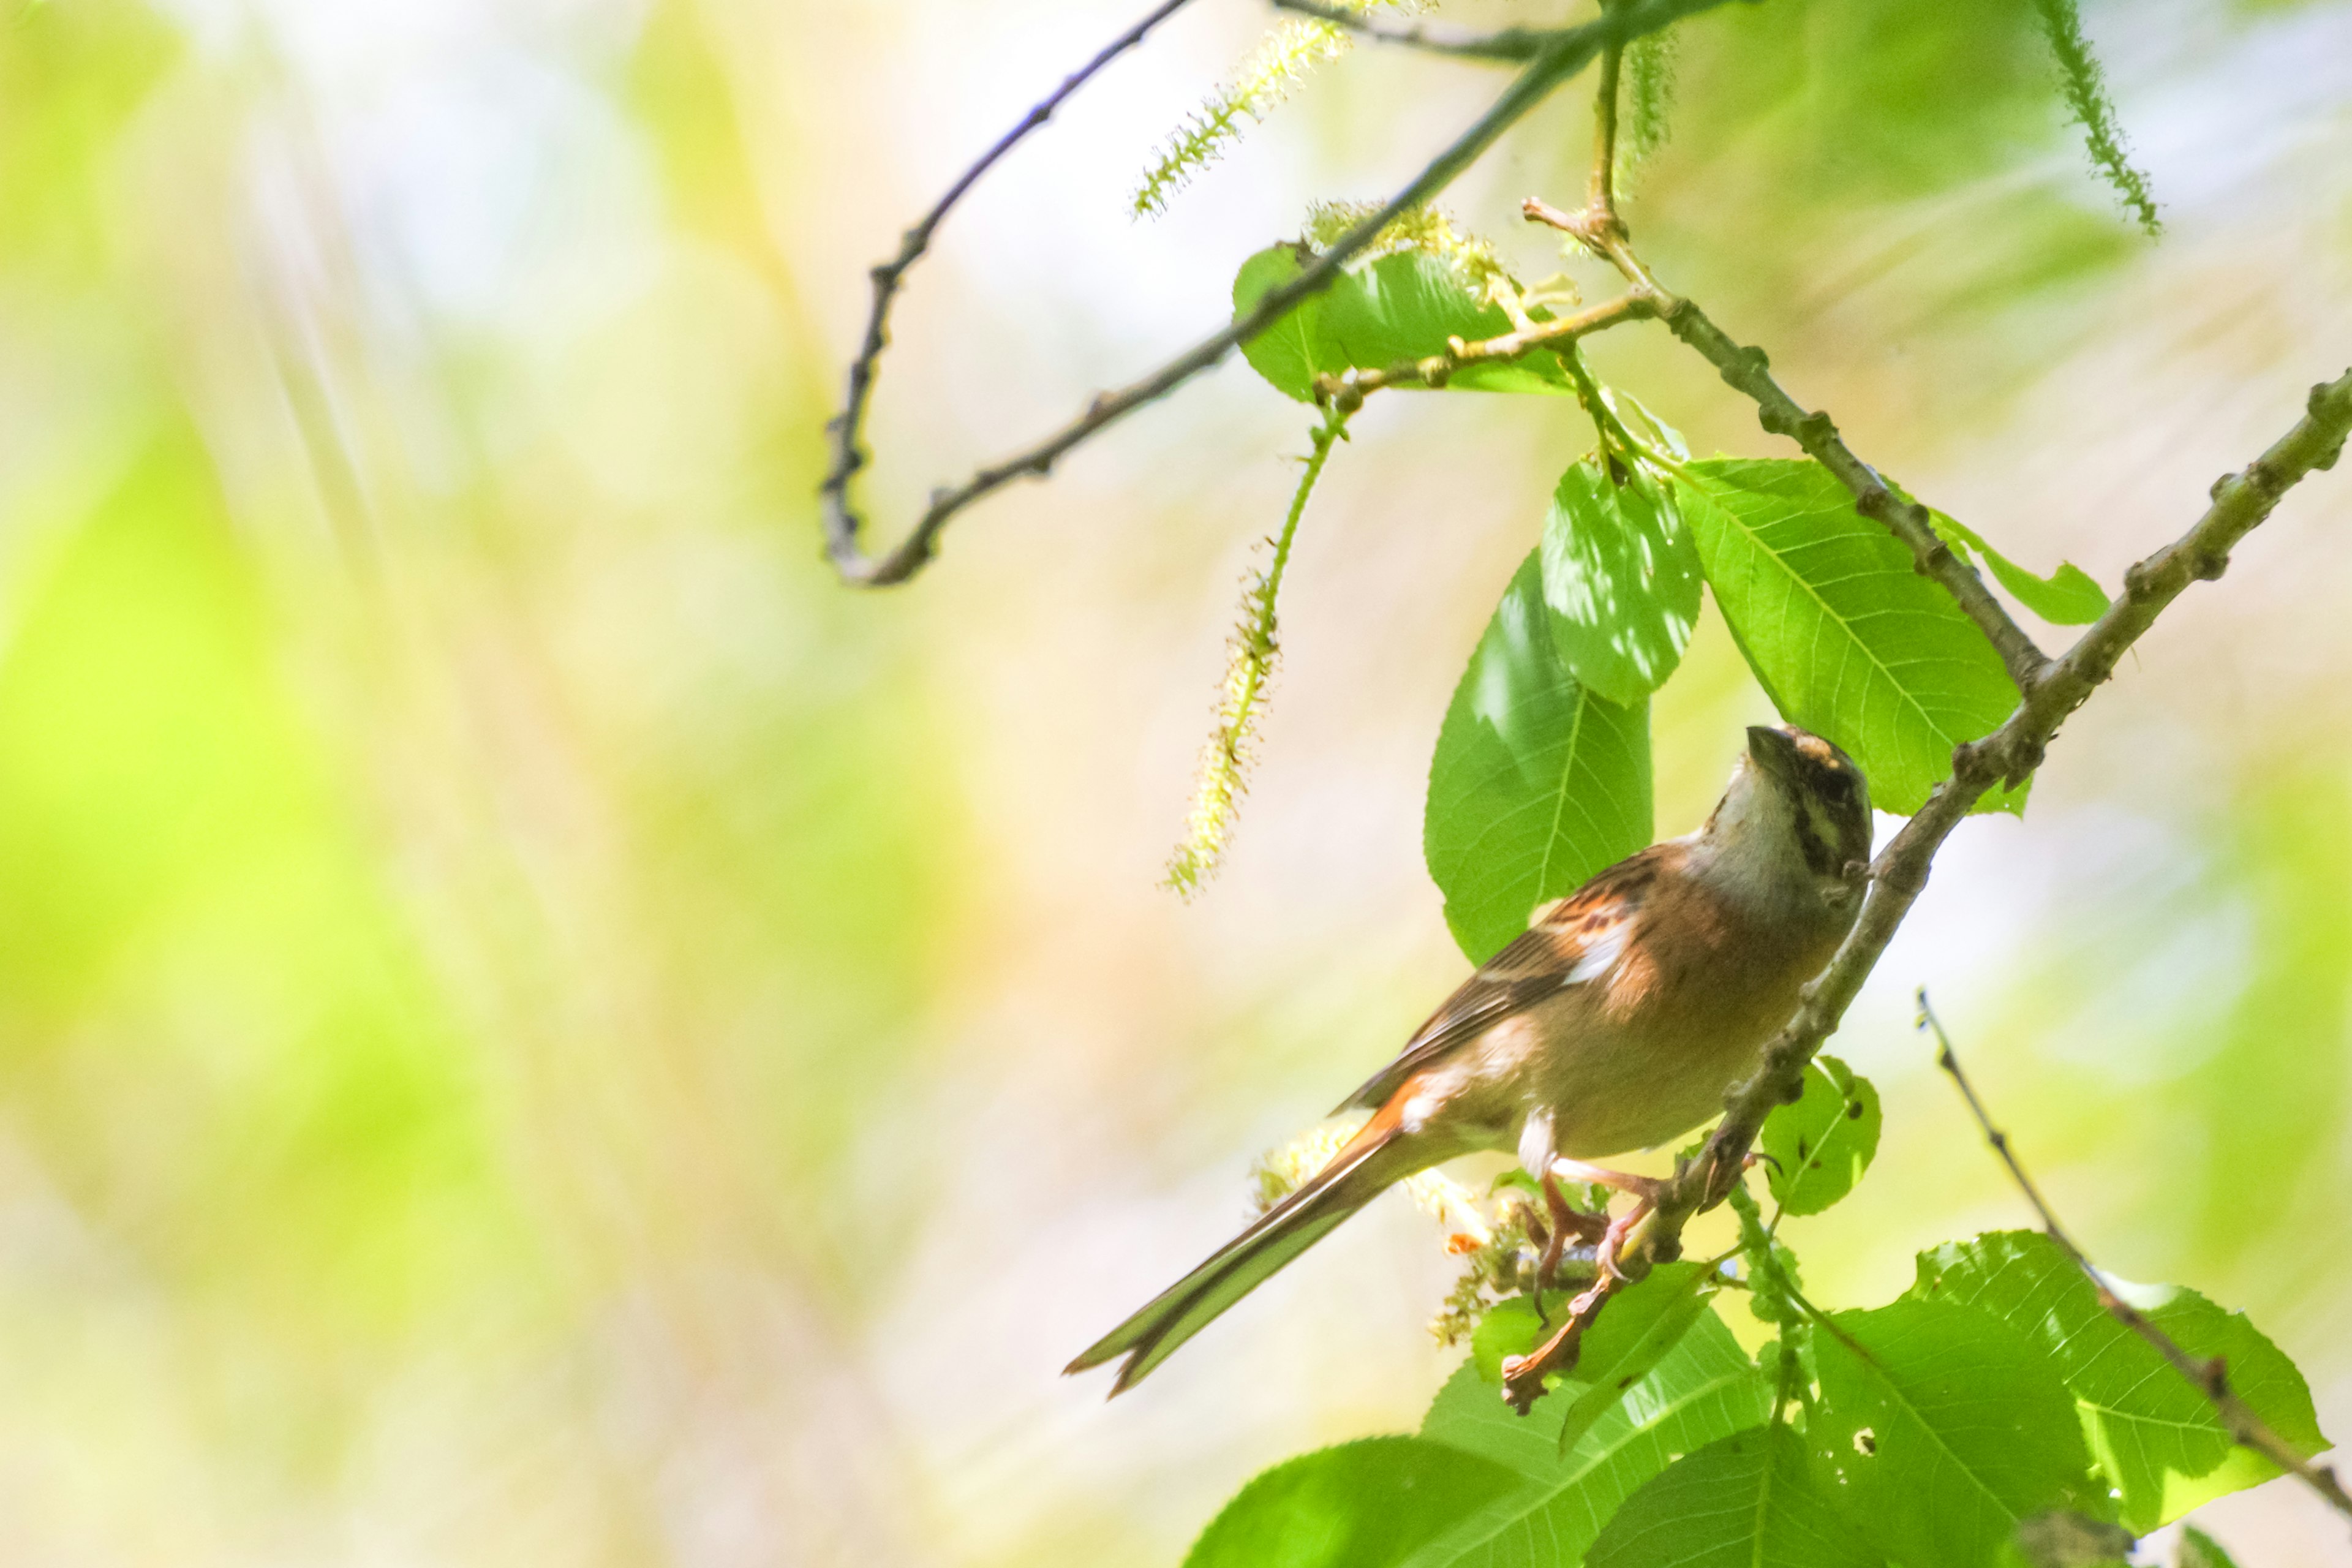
[
  {"left": 1231, "top": 227, "right": 2108, "bottom": 962},
  {"left": 1182, "top": 1055, "right": 2325, "bottom": 1568}
]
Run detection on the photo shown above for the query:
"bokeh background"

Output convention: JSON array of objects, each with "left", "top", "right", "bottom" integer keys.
[{"left": 1, "top": 0, "right": 2350, "bottom": 1562}]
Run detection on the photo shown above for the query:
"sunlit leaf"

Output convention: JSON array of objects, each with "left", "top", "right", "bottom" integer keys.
[
  {"left": 1412, "top": 1305, "right": 1773, "bottom": 1568},
  {"left": 1586, "top": 1424, "right": 1883, "bottom": 1568},
  {"left": 1674, "top": 458, "right": 2026, "bottom": 816},
  {"left": 1758, "top": 1055, "right": 1881, "bottom": 1216},
  {"left": 1545, "top": 1263, "right": 1717, "bottom": 1457},
  {"left": 1184, "top": 1436, "right": 1524, "bottom": 1568},
  {"left": 1912, "top": 1230, "right": 2327, "bottom": 1531},
  {"left": 1810, "top": 1299, "right": 2105, "bottom": 1568},
  {"left": 1540, "top": 458, "right": 1703, "bottom": 705},
  {"left": 1233, "top": 244, "right": 1575, "bottom": 402},
  {"left": 1928, "top": 509, "right": 2109, "bottom": 626},
  {"left": 1425, "top": 549, "right": 1653, "bottom": 963}
]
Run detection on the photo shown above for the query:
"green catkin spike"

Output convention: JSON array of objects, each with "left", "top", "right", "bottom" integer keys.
[
  {"left": 1615, "top": 28, "right": 1676, "bottom": 195},
  {"left": 1131, "top": 2, "right": 1414, "bottom": 219},
  {"left": 1163, "top": 408, "right": 1350, "bottom": 895},
  {"left": 2029, "top": 0, "right": 2161, "bottom": 237}
]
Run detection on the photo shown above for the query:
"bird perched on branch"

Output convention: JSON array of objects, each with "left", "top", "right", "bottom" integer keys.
[{"left": 1066, "top": 724, "right": 1871, "bottom": 1395}]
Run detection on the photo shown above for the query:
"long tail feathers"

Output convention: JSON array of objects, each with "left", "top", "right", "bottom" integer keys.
[{"left": 1063, "top": 1111, "right": 1426, "bottom": 1395}]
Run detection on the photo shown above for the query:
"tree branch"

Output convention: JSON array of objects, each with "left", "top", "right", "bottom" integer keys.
[
  {"left": 1615, "top": 365, "right": 2352, "bottom": 1309},
  {"left": 820, "top": 0, "right": 1740, "bottom": 587},
  {"left": 818, "top": 0, "right": 1199, "bottom": 581},
  {"left": 1311, "top": 293, "right": 1659, "bottom": 409},
  {"left": 1918, "top": 992, "right": 2352, "bottom": 1524},
  {"left": 1268, "top": 0, "right": 1562, "bottom": 62}
]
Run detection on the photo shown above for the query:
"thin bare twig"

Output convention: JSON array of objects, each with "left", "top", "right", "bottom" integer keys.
[
  {"left": 1619, "top": 362, "right": 2352, "bottom": 1305},
  {"left": 1918, "top": 992, "right": 2352, "bottom": 1524},
  {"left": 820, "top": 0, "right": 1738, "bottom": 587},
  {"left": 1313, "top": 293, "right": 1659, "bottom": 409},
  {"left": 1269, "top": 0, "right": 1561, "bottom": 62},
  {"left": 819, "top": 0, "right": 1198, "bottom": 581}
]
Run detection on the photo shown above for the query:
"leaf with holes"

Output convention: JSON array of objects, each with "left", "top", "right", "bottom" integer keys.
[
  {"left": 1541, "top": 458, "right": 1704, "bottom": 704},
  {"left": 1426, "top": 549, "right": 1652, "bottom": 963},
  {"left": 1233, "top": 244, "right": 1575, "bottom": 402},
  {"left": 1412, "top": 1304, "right": 1774, "bottom": 1568},
  {"left": 1758, "top": 1055, "right": 1881, "bottom": 1216},
  {"left": 1184, "top": 1436, "right": 1525, "bottom": 1568},
  {"left": 1586, "top": 1424, "right": 1883, "bottom": 1568},
  {"left": 1673, "top": 458, "right": 2026, "bottom": 816},
  {"left": 1810, "top": 1299, "right": 2106, "bottom": 1568},
  {"left": 1911, "top": 1230, "right": 2328, "bottom": 1531}
]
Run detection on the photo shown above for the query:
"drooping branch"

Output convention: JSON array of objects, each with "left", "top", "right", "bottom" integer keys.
[
  {"left": 820, "top": 0, "right": 1740, "bottom": 587},
  {"left": 1918, "top": 993, "right": 2352, "bottom": 1523},
  {"left": 820, "top": 0, "right": 1200, "bottom": 580}
]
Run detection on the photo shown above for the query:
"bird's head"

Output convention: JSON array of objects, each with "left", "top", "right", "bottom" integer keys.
[{"left": 1703, "top": 725, "right": 1873, "bottom": 897}]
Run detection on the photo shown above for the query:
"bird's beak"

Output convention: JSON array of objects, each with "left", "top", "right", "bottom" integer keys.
[{"left": 1746, "top": 725, "right": 1802, "bottom": 783}]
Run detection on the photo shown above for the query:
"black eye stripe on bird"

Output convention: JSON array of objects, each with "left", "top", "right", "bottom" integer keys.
[{"left": 1066, "top": 725, "right": 1872, "bottom": 1395}]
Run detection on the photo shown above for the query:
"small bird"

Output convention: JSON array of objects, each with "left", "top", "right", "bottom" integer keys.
[{"left": 1066, "top": 725, "right": 1871, "bottom": 1395}]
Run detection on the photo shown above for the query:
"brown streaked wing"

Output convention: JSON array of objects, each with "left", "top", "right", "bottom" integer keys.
[{"left": 1333, "top": 846, "right": 1666, "bottom": 1114}]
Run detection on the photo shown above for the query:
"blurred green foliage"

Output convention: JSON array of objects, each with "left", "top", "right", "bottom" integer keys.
[{"left": 0, "top": 0, "right": 2342, "bottom": 1562}]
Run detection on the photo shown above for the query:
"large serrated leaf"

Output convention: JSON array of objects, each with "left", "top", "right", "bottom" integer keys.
[
  {"left": 1674, "top": 458, "right": 2025, "bottom": 816},
  {"left": 1232, "top": 244, "right": 1577, "bottom": 402},
  {"left": 1811, "top": 1299, "right": 2106, "bottom": 1568},
  {"left": 1758, "top": 1055, "right": 1881, "bottom": 1216},
  {"left": 1586, "top": 1424, "right": 1883, "bottom": 1568},
  {"left": 1411, "top": 1306, "right": 1773, "bottom": 1568},
  {"left": 1425, "top": 549, "right": 1652, "bottom": 963},
  {"left": 1540, "top": 458, "right": 1703, "bottom": 705},
  {"left": 1911, "top": 1230, "right": 2328, "bottom": 1531},
  {"left": 1183, "top": 1436, "right": 1525, "bottom": 1568}
]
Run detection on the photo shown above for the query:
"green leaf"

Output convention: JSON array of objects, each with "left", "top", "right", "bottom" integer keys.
[
  {"left": 1674, "top": 458, "right": 2026, "bottom": 816},
  {"left": 1928, "top": 510, "right": 2110, "bottom": 626},
  {"left": 1540, "top": 459, "right": 1703, "bottom": 705},
  {"left": 2178, "top": 1526, "right": 2243, "bottom": 1568},
  {"left": 1809, "top": 1299, "right": 2105, "bottom": 1568},
  {"left": 1425, "top": 549, "right": 1653, "bottom": 963},
  {"left": 1472, "top": 1295, "right": 1544, "bottom": 1385},
  {"left": 1184, "top": 1436, "right": 1525, "bottom": 1568},
  {"left": 1232, "top": 244, "right": 1575, "bottom": 403},
  {"left": 1911, "top": 1230, "right": 2328, "bottom": 1531},
  {"left": 1758, "top": 1055, "right": 1881, "bottom": 1216},
  {"left": 1586, "top": 1425, "right": 1883, "bottom": 1568},
  {"left": 1545, "top": 1263, "right": 1717, "bottom": 1457},
  {"left": 1412, "top": 1305, "right": 1773, "bottom": 1568}
]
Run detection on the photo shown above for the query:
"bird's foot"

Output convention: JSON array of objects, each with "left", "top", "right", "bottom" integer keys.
[
  {"left": 1547, "top": 1158, "right": 1666, "bottom": 1204},
  {"left": 1536, "top": 1172, "right": 1607, "bottom": 1294},
  {"left": 1593, "top": 1197, "right": 1656, "bottom": 1283}
]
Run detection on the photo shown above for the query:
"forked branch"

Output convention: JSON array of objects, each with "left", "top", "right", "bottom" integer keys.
[
  {"left": 1604, "top": 366, "right": 2352, "bottom": 1488},
  {"left": 1920, "top": 993, "right": 2352, "bottom": 1523},
  {"left": 820, "top": 0, "right": 1739, "bottom": 586}
]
